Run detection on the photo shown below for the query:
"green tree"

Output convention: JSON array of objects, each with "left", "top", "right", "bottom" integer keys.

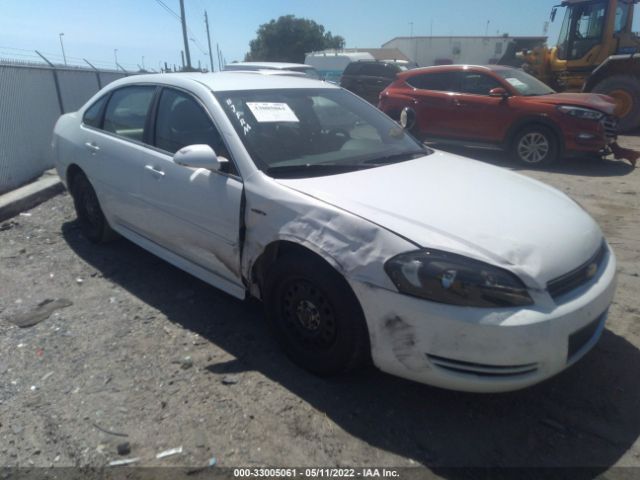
[{"left": 245, "top": 15, "right": 345, "bottom": 63}]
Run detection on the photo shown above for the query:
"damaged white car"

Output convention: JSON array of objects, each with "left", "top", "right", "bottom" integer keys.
[{"left": 52, "top": 72, "right": 617, "bottom": 392}]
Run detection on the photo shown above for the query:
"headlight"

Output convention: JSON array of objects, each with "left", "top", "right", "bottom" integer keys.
[
  {"left": 384, "top": 250, "right": 533, "bottom": 308},
  {"left": 557, "top": 105, "right": 604, "bottom": 121}
]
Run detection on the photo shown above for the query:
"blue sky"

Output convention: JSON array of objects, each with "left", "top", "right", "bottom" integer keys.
[{"left": 0, "top": 0, "right": 637, "bottom": 71}]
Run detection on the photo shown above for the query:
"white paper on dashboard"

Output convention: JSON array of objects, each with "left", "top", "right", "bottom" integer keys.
[{"left": 246, "top": 102, "right": 299, "bottom": 122}]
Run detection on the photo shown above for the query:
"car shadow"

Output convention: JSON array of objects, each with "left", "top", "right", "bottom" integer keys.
[
  {"left": 62, "top": 222, "right": 640, "bottom": 473},
  {"left": 433, "top": 145, "right": 636, "bottom": 178}
]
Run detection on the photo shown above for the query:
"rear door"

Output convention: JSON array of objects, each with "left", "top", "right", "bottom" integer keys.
[
  {"left": 80, "top": 85, "right": 157, "bottom": 227},
  {"left": 406, "top": 71, "right": 460, "bottom": 138},
  {"left": 138, "top": 87, "right": 244, "bottom": 292}
]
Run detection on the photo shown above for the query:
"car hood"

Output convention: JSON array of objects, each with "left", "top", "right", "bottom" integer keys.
[
  {"left": 275, "top": 151, "right": 603, "bottom": 287},
  {"left": 525, "top": 92, "right": 616, "bottom": 114}
]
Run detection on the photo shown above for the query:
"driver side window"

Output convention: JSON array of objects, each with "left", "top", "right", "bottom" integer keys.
[
  {"left": 154, "top": 88, "right": 237, "bottom": 175},
  {"left": 459, "top": 72, "right": 502, "bottom": 96}
]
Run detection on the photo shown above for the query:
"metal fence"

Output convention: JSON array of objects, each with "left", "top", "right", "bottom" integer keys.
[{"left": 0, "top": 60, "right": 126, "bottom": 194}]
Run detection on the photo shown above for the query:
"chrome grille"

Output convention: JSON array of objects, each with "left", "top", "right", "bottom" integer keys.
[{"left": 547, "top": 243, "right": 607, "bottom": 301}]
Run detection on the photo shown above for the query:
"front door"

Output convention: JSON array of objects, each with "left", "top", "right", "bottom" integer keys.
[
  {"left": 138, "top": 87, "right": 244, "bottom": 291},
  {"left": 443, "top": 71, "right": 513, "bottom": 142}
]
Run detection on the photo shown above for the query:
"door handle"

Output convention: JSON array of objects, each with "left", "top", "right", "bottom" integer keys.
[
  {"left": 144, "top": 165, "right": 165, "bottom": 177},
  {"left": 84, "top": 142, "right": 100, "bottom": 153}
]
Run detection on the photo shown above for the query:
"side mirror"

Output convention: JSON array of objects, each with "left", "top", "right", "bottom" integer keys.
[
  {"left": 173, "top": 144, "right": 227, "bottom": 172},
  {"left": 489, "top": 87, "right": 509, "bottom": 99},
  {"left": 399, "top": 107, "right": 417, "bottom": 130}
]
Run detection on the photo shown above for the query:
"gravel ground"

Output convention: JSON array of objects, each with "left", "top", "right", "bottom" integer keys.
[{"left": 0, "top": 135, "right": 639, "bottom": 477}]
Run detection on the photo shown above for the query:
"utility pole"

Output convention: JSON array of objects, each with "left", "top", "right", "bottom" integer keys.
[
  {"left": 181, "top": 50, "right": 185, "bottom": 70},
  {"left": 204, "top": 10, "right": 215, "bottom": 72},
  {"left": 179, "top": 0, "right": 192, "bottom": 70},
  {"left": 216, "top": 43, "right": 221, "bottom": 71},
  {"left": 114, "top": 49, "right": 118, "bottom": 68},
  {"left": 59, "top": 33, "right": 67, "bottom": 65}
]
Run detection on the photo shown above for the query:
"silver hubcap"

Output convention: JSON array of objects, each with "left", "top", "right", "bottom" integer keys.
[
  {"left": 518, "top": 132, "right": 549, "bottom": 163},
  {"left": 296, "top": 300, "right": 321, "bottom": 331}
]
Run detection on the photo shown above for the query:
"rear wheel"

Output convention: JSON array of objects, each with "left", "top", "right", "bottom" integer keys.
[
  {"left": 264, "top": 253, "right": 369, "bottom": 375},
  {"left": 69, "top": 171, "right": 116, "bottom": 243},
  {"left": 511, "top": 125, "right": 559, "bottom": 166},
  {"left": 592, "top": 75, "right": 640, "bottom": 133}
]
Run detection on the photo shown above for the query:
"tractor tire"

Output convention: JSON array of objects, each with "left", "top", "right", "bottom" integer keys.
[{"left": 592, "top": 75, "right": 640, "bottom": 133}]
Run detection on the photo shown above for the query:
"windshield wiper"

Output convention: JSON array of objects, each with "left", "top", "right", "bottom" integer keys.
[
  {"left": 266, "top": 163, "right": 373, "bottom": 178},
  {"left": 364, "top": 150, "right": 430, "bottom": 165}
]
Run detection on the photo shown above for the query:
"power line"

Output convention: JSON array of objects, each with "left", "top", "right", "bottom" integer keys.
[
  {"left": 153, "top": 0, "right": 181, "bottom": 21},
  {"left": 152, "top": 0, "right": 205, "bottom": 44},
  {"left": 152, "top": 0, "right": 210, "bottom": 69}
]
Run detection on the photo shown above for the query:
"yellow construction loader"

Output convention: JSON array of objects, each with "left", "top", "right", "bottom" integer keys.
[{"left": 516, "top": 0, "right": 640, "bottom": 132}]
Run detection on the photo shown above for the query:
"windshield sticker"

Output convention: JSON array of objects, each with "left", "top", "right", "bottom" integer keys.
[
  {"left": 505, "top": 77, "right": 527, "bottom": 89},
  {"left": 246, "top": 102, "right": 299, "bottom": 123}
]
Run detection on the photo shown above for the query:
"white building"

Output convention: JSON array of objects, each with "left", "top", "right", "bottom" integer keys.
[{"left": 382, "top": 36, "right": 546, "bottom": 67}]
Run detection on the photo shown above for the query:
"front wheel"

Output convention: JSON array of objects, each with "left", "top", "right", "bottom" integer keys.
[
  {"left": 511, "top": 126, "right": 559, "bottom": 166},
  {"left": 264, "top": 254, "right": 370, "bottom": 376}
]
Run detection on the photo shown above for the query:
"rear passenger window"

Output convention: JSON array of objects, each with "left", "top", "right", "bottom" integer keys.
[
  {"left": 406, "top": 72, "right": 459, "bottom": 91},
  {"left": 83, "top": 95, "right": 108, "bottom": 128},
  {"left": 103, "top": 86, "right": 155, "bottom": 142},
  {"left": 343, "top": 63, "right": 362, "bottom": 75},
  {"left": 360, "top": 63, "right": 391, "bottom": 77},
  {"left": 154, "top": 88, "right": 231, "bottom": 160}
]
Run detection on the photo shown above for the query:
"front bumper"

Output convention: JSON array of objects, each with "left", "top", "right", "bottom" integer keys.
[
  {"left": 564, "top": 115, "right": 617, "bottom": 155},
  {"left": 350, "top": 245, "right": 617, "bottom": 393}
]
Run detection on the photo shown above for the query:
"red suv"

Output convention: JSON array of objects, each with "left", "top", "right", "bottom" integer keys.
[{"left": 378, "top": 65, "right": 618, "bottom": 165}]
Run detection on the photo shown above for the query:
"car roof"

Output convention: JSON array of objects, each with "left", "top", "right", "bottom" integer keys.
[
  {"left": 349, "top": 59, "right": 407, "bottom": 65},
  {"left": 398, "top": 64, "right": 515, "bottom": 77},
  {"left": 225, "top": 62, "right": 314, "bottom": 70},
  {"left": 107, "top": 71, "right": 336, "bottom": 92}
]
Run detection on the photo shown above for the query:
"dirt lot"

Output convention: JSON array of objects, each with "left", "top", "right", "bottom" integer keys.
[{"left": 1, "top": 135, "right": 639, "bottom": 477}]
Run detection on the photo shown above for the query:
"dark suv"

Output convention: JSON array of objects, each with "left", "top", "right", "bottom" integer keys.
[{"left": 340, "top": 61, "right": 408, "bottom": 104}]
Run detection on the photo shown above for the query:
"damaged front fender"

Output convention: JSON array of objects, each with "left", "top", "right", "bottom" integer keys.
[{"left": 240, "top": 173, "right": 417, "bottom": 299}]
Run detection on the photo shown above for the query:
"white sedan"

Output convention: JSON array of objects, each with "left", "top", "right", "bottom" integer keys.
[{"left": 52, "top": 72, "right": 617, "bottom": 392}]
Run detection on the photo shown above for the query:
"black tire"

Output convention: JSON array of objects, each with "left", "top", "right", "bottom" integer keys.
[
  {"left": 69, "top": 172, "right": 116, "bottom": 243},
  {"left": 511, "top": 125, "right": 559, "bottom": 166},
  {"left": 592, "top": 75, "right": 640, "bottom": 133},
  {"left": 264, "top": 253, "right": 370, "bottom": 376}
]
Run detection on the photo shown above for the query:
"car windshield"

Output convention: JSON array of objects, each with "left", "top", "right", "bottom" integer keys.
[
  {"left": 216, "top": 88, "right": 430, "bottom": 178},
  {"left": 496, "top": 69, "right": 556, "bottom": 96}
]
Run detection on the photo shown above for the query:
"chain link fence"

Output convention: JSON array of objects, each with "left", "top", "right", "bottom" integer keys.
[{"left": 0, "top": 60, "right": 127, "bottom": 194}]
